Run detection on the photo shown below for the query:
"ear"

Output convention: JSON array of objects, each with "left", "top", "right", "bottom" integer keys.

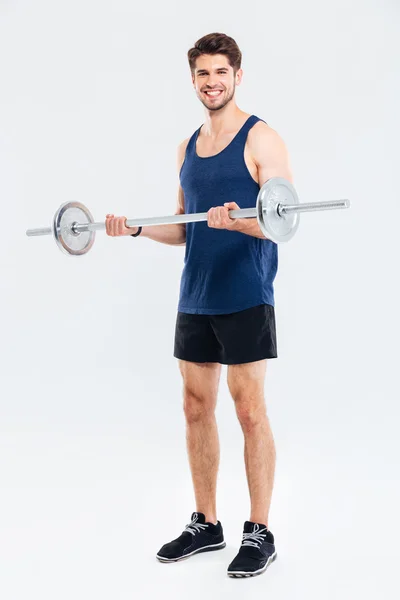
[{"left": 235, "top": 68, "right": 243, "bottom": 86}]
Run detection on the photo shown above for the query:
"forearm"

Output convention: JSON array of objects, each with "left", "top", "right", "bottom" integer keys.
[
  {"left": 233, "top": 217, "right": 270, "bottom": 240},
  {"left": 130, "top": 223, "right": 186, "bottom": 246}
]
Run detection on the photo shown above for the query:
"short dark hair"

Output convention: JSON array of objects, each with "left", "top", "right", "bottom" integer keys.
[{"left": 188, "top": 33, "right": 242, "bottom": 74}]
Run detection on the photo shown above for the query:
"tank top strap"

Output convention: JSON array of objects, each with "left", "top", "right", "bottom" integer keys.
[
  {"left": 233, "top": 115, "right": 266, "bottom": 147},
  {"left": 185, "top": 126, "right": 202, "bottom": 156}
]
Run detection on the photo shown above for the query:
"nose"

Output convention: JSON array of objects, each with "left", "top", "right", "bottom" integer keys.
[{"left": 206, "top": 74, "right": 221, "bottom": 88}]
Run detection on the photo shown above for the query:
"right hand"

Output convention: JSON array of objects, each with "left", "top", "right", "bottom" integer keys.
[{"left": 105, "top": 214, "right": 139, "bottom": 237}]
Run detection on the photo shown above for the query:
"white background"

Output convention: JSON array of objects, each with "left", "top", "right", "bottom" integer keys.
[{"left": 1, "top": 0, "right": 399, "bottom": 598}]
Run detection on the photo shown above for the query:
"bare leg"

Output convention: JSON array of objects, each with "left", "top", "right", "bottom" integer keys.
[
  {"left": 227, "top": 360, "right": 276, "bottom": 527},
  {"left": 178, "top": 360, "right": 222, "bottom": 524}
]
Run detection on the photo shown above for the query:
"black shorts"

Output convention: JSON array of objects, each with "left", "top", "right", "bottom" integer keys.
[{"left": 173, "top": 304, "right": 277, "bottom": 365}]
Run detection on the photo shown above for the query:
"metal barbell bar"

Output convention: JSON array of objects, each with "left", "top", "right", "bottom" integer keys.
[{"left": 25, "top": 178, "right": 350, "bottom": 256}]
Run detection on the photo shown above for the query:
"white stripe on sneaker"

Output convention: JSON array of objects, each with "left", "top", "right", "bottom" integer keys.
[
  {"left": 156, "top": 541, "right": 226, "bottom": 563},
  {"left": 227, "top": 550, "right": 277, "bottom": 577}
]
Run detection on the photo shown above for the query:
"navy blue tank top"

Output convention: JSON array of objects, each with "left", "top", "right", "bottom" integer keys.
[{"left": 178, "top": 114, "right": 278, "bottom": 315}]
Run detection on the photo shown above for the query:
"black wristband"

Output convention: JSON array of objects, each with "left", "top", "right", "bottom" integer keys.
[{"left": 130, "top": 227, "right": 142, "bottom": 237}]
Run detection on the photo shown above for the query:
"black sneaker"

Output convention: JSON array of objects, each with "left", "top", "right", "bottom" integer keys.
[
  {"left": 227, "top": 522, "right": 277, "bottom": 578},
  {"left": 156, "top": 512, "right": 226, "bottom": 562}
]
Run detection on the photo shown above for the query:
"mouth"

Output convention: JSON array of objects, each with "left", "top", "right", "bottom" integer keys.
[{"left": 203, "top": 90, "right": 224, "bottom": 99}]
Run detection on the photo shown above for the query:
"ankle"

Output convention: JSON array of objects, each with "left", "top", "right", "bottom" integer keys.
[
  {"left": 249, "top": 516, "right": 269, "bottom": 528},
  {"left": 198, "top": 511, "right": 218, "bottom": 525}
]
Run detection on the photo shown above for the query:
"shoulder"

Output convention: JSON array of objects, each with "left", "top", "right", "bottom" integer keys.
[
  {"left": 177, "top": 136, "right": 191, "bottom": 170},
  {"left": 248, "top": 120, "right": 286, "bottom": 146},
  {"left": 247, "top": 121, "right": 289, "bottom": 163}
]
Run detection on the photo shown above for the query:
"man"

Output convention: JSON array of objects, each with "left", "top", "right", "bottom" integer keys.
[{"left": 105, "top": 32, "right": 293, "bottom": 578}]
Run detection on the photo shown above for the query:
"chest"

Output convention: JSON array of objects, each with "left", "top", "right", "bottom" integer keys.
[{"left": 195, "top": 136, "right": 258, "bottom": 185}]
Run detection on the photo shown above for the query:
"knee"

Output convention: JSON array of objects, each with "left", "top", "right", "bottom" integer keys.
[
  {"left": 183, "top": 391, "right": 215, "bottom": 424},
  {"left": 236, "top": 405, "right": 261, "bottom": 431},
  {"left": 233, "top": 393, "right": 266, "bottom": 431}
]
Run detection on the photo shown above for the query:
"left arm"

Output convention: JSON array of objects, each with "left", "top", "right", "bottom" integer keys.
[{"left": 232, "top": 123, "right": 294, "bottom": 239}]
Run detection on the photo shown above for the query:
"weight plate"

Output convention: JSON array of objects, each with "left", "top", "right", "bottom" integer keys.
[
  {"left": 52, "top": 202, "right": 95, "bottom": 256},
  {"left": 256, "top": 177, "right": 300, "bottom": 243}
]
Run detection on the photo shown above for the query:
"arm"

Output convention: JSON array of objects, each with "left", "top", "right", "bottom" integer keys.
[
  {"left": 133, "top": 139, "right": 188, "bottom": 246},
  {"left": 233, "top": 123, "right": 294, "bottom": 239}
]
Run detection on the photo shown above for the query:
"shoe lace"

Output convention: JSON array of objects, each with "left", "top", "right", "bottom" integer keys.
[
  {"left": 241, "top": 523, "right": 267, "bottom": 548},
  {"left": 184, "top": 513, "right": 209, "bottom": 536}
]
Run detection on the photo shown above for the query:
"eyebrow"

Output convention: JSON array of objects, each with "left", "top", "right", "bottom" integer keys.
[{"left": 196, "top": 68, "right": 229, "bottom": 75}]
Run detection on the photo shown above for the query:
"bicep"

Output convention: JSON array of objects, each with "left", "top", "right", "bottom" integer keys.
[{"left": 253, "top": 126, "right": 294, "bottom": 186}]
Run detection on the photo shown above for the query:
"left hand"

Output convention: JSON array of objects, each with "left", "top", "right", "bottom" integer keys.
[{"left": 207, "top": 202, "right": 240, "bottom": 231}]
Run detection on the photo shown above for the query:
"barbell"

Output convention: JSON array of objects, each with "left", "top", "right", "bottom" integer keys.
[{"left": 25, "top": 177, "right": 350, "bottom": 256}]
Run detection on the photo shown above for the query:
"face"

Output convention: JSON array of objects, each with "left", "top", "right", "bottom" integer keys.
[{"left": 192, "top": 54, "right": 242, "bottom": 112}]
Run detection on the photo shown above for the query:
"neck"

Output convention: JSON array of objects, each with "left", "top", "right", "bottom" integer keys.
[{"left": 202, "top": 102, "right": 247, "bottom": 136}]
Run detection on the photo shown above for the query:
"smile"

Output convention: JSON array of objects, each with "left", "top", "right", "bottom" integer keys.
[{"left": 203, "top": 90, "right": 223, "bottom": 98}]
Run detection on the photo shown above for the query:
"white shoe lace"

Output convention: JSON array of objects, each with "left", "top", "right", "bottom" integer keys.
[
  {"left": 241, "top": 523, "right": 267, "bottom": 548},
  {"left": 184, "top": 513, "right": 209, "bottom": 536}
]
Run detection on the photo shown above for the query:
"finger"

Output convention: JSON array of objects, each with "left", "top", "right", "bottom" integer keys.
[
  {"left": 224, "top": 205, "right": 237, "bottom": 221},
  {"left": 117, "top": 217, "right": 125, "bottom": 236},
  {"left": 216, "top": 207, "right": 225, "bottom": 225},
  {"left": 118, "top": 216, "right": 126, "bottom": 235},
  {"left": 213, "top": 208, "right": 222, "bottom": 228},
  {"left": 224, "top": 203, "right": 240, "bottom": 216},
  {"left": 106, "top": 216, "right": 114, "bottom": 236},
  {"left": 219, "top": 207, "right": 232, "bottom": 227}
]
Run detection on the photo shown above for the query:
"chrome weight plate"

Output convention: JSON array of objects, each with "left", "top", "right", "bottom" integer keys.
[
  {"left": 52, "top": 201, "right": 95, "bottom": 256},
  {"left": 256, "top": 177, "right": 300, "bottom": 243}
]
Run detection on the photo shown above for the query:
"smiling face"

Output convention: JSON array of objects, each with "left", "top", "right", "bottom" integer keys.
[{"left": 192, "top": 54, "right": 242, "bottom": 112}]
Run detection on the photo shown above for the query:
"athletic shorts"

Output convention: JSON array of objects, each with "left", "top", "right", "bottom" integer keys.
[{"left": 173, "top": 304, "right": 277, "bottom": 365}]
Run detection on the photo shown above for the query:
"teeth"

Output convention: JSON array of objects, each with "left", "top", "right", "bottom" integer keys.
[{"left": 205, "top": 91, "right": 222, "bottom": 96}]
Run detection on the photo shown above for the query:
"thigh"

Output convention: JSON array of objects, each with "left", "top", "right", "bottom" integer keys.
[
  {"left": 209, "top": 304, "right": 278, "bottom": 365},
  {"left": 227, "top": 359, "right": 267, "bottom": 398},
  {"left": 178, "top": 360, "right": 222, "bottom": 403}
]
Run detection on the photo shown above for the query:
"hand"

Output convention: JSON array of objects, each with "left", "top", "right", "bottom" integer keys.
[
  {"left": 105, "top": 214, "right": 139, "bottom": 236},
  {"left": 207, "top": 202, "right": 240, "bottom": 231}
]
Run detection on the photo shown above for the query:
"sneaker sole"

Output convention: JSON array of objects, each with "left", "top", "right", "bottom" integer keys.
[
  {"left": 227, "top": 551, "right": 278, "bottom": 578},
  {"left": 156, "top": 541, "right": 226, "bottom": 563}
]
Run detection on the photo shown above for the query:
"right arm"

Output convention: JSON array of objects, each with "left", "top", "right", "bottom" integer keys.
[
  {"left": 105, "top": 139, "right": 189, "bottom": 246},
  {"left": 140, "top": 138, "right": 188, "bottom": 245}
]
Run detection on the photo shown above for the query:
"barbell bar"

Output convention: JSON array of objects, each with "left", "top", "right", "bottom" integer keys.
[{"left": 25, "top": 177, "right": 350, "bottom": 256}]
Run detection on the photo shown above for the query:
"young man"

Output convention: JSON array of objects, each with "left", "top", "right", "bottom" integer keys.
[{"left": 105, "top": 32, "right": 293, "bottom": 578}]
